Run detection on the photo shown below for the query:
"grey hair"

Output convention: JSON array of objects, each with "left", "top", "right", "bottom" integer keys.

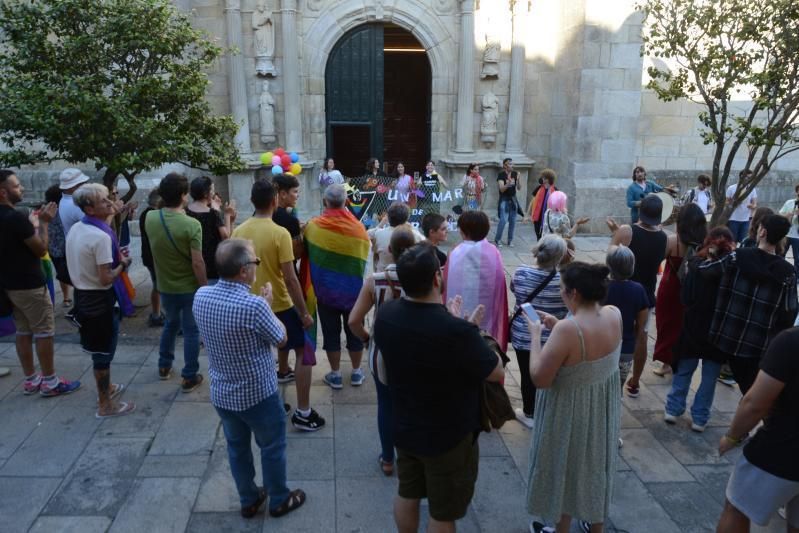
[
  {"left": 606, "top": 244, "right": 635, "bottom": 280},
  {"left": 533, "top": 234, "right": 567, "bottom": 270},
  {"left": 72, "top": 183, "right": 107, "bottom": 212},
  {"left": 324, "top": 183, "right": 346, "bottom": 208},
  {"left": 216, "top": 238, "right": 254, "bottom": 278}
]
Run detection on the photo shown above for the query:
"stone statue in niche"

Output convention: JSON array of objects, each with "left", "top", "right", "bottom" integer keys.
[
  {"left": 480, "top": 28, "right": 501, "bottom": 79},
  {"left": 253, "top": 0, "right": 276, "bottom": 77},
  {"left": 480, "top": 92, "right": 499, "bottom": 145},
  {"left": 259, "top": 80, "right": 277, "bottom": 144}
]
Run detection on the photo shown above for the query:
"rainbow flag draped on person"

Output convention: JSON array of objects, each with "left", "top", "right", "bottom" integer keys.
[{"left": 300, "top": 208, "right": 370, "bottom": 363}]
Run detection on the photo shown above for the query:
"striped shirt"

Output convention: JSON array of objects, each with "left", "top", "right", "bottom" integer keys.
[
  {"left": 193, "top": 280, "right": 285, "bottom": 411},
  {"left": 510, "top": 266, "right": 568, "bottom": 351}
]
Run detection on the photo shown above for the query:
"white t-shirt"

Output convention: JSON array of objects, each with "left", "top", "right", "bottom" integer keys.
[
  {"left": 59, "top": 194, "right": 85, "bottom": 236},
  {"left": 726, "top": 184, "right": 757, "bottom": 222},
  {"left": 65, "top": 222, "right": 114, "bottom": 290},
  {"left": 687, "top": 187, "right": 712, "bottom": 214},
  {"left": 779, "top": 198, "right": 799, "bottom": 240},
  {"left": 369, "top": 224, "right": 424, "bottom": 272}
]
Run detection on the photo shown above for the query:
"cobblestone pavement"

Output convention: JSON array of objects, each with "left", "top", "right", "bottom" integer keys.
[{"left": 0, "top": 230, "right": 789, "bottom": 532}]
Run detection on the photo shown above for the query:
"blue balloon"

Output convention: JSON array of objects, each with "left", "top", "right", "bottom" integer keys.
[
  {"left": 290, "top": 152, "right": 299, "bottom": 163},
  {"left": 271, "top": 165, "right": 283, "bottom": 175}
]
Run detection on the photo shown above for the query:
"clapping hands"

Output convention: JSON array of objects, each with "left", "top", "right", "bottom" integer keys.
[
  {"left": 446, "top": 295, "right": 485, "bottom": 326},
  {"left": 260, "top": 282, "right": 274, "bottom": 306}
]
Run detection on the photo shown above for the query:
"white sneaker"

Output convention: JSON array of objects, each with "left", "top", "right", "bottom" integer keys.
[
  {"left": 618, "top": 437, "right": 624, "bottom": 448},
  {"left": 514, "top": 407, "right": 534, "bottom": 429},
  {"left": 778, "top": 506, "right": 786, "bottom": 520},
  {"left": 664, "top": 412, "right": 678, "bottom": 424},
  {"left": 690, "top": 422, "right": 706, "bottom": 433}
]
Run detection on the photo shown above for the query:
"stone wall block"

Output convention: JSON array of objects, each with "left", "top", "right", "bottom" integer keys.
[
  {"left": 640, "top": 116, "right": 694, "bottom": 136},
  {"left": 600, "top": 90, "right": 641, "bottom": 117},
  {"left": 665, "top": 156, "right": 696, "bottom": 170},
  {"left": 640, "top": 91, "right": 682, "bottom": 117},
  {"left": 601, "top": 139, "right": 637, "bottom": 162},
  {"left": 642, "top": 136, "right": 681, "bottom": 156},
  {"left": 636, "top": 156, "right": 666, "bottom": 169},
  {"left": 609, "top": 43, "right": 642, "bottom": 69},
  {"left": 572, "top": 161, "right": 609, "bottom": 179}
]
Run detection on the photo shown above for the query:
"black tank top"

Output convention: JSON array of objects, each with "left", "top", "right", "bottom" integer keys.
[{"left": 629, "top": 224, "right": 667, "bottom": 307}]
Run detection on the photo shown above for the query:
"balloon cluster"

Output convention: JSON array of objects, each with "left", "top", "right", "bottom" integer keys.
[{"left": 259, "top": 148, "right": 302, "bottom": 176}]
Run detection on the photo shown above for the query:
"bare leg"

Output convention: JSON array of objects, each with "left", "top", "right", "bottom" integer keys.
[
  {"left": 350, "top": 350, "right": 363, "bottom": 371},
  {"left": 277, "top": 348, "right": 291, "bottom": 375},
  {"left": 394, "top": 496, "right": 420, "bottom": 533},
  {"left": 59, "top": 282, "right": 71, "bottom": 303},
  {"left": 35, "top": 337, "right": 55, "bottom": 376},
  {"left": 555, "top": 514, "right": 572, "bottom": 533},
  {"left": 590, "top": 522, "right": 604, "bottom": 533},
  {"left": 327, "top": 350, "right": 341, "bottom": 372},
  {"left": 95, "top": 368, "right": 113, "bottom": 414},
  {"left": 428, "top": 518, "right": 456, "bottom": 533},
  {"left": 295, "top": 354, "right": 311, "bottom": 411},
  {"left": 15, "top": 335, "right": 35, "bottom": 376},
  {"left": 150, "top": 289, "right": 160, "bottom": 316},
  {"left": 716, "top": 499, "right": 750, "bottom": 533}
]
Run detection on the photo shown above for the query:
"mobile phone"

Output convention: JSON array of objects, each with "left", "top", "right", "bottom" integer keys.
[{"left": 521, "top": 303, "right": 540, "bottom": 324}]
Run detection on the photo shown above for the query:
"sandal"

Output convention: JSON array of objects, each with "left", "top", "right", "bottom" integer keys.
[
  {"left": 379, "top": 455, "right": 394, "bottom": 476},
  {"left": 269, "top": 489, "right": 306, "bottom": 518},
  {"left": 95, "top": 401, "right": 136, "bottom": 419},
  {"left": 96, "top": 383, "right": 125, "bottom": 404},
  {"left": 240, "top": 488, "right": 266, "bottom": 519}
]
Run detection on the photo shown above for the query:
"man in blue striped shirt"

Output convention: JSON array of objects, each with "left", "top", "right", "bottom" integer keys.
[{"left": 193, "top": 238, "right": 306, "bottom": 519}]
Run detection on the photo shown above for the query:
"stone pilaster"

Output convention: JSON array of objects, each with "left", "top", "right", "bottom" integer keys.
[
  {"left": 454, "top": 0, "right": 476, "bottom": 153},
  {"left": 505, "top": 0, "right": 528, "bottom": 155},
  {"left": 280, "top": 0, "right": 304, "bottom": 152},
  {"left": 224, "top": 0, "right": 252, "bottom": 153}
]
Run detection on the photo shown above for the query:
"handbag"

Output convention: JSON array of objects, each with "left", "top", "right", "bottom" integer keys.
[
  {"left": 479, "top": 332, "right": 515, "bottom": 432},
  {"left": 507, "top": 269, "right": 557, "bottom": 338}
]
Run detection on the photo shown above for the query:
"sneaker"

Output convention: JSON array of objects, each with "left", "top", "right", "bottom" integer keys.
[
  {"left": 717, "top": 375, "right": 736, "bottom": 387},
  {"left": 23, "top": 374, "right": 42, "bottom": 395},
  {"left": 158, "top": 367, "right": 173, "bottom": 380},
  {"left": 181, "top": 374, "right": 204, "bottom": 393},
  {"left": 494, "top": 241, "right": 503, "bottom": 248},
  {"left": 618, "top": 437, "right": 624, "bottom": 448},
  {"left": 277, "top": 368, "right": 295, "bottom": 384},
  {"left": 779, "top": 506, "right": 786, "bottom": 520},
  {"left": 664, "top": 412, "right": 678, "bottom": 424},
  {"left": 351, "top": 369, "right": 366, "bottom": 387},
  {"left": 514, "top": 407, "right": 534, "bottom": 429},
  {"left": 690, "top": 422, "right": 706, "bottom": 433},
  {"left": 147, "top": 313, "right": 165, "bottom": 327},
  {"left": 506, "top": 241, "right": 514, "bottom": 248},
  {"left": 625, "top": 382, "right": 640, "bottom": 398},
  {"left": 0, "top": 367, "right": 10, "bottom": 378},
  {"left": 292, "top": 409, "right": 326, "bottom": 431},
  {"left": 323, "top": 371, "right": 343, "bottom": 390},
  {"left": 284, "top": 403, "right": 291, "bottom": 416},
  {"left": 530, "top": 521, "right": 555, "bottom": 533},
  {"left": 579, "top": 520, "right": 591, "bottom": 533},
  {"left": 40, "top": 377, "right": 81, "bottom": 397}
]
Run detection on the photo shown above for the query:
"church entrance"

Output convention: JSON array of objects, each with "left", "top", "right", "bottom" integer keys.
[{"left": 325, "top": 23, "right": 431, "bottom": 179}]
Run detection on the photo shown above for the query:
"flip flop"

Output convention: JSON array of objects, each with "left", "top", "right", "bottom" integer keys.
[
  {"left": 96, "top": 383, "right": 125, "bottom": 404},
  {"left": 95, "top": 401, "right": 136, "bottom": 419}
]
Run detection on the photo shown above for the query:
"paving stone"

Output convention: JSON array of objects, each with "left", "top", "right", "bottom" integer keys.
[
  {"left": 111, "top": 345, "right": 154, "bottom": 365},
  {"left": 263, "top": 480, "right": 335, "bottom": 533},
  {"left": 333, "top": 403, "right": 383, "bottom": 477},
  {"left": 708, "top": 382, "right": 742, "bottom": 413},
  {"left": 29, "top": 515, "right": 112, "bottom": 533},
  {"left": 329, "top": 371, "right": 377, "bottom": 405},
  {"left": 610, "top": 471, "right": 681, "bottom": 533},
  {"left": 700, "top": 427, "right": 745, "bottom": 464},
  {"left": 285, "top": 403, "right": 334, "bottom": 440},
  {"left": 636, "top": 410, "right": 730, "bottom": 466},
  {"left": 622, "top": 381, "right": 669, "bottom": 411},
  {"left": 471, "top": 456, "right": 530, "bottom": 532},
  {"left": 646, "top": 481, "right": 724, "bottom": 531},
  {"left": 44, "top": 437, "right": 150, "bottom": 516},
  {"left": 195, "top": 437, "right": 258, "bottom": 512},
  {"left": 478, "top": 427, "right": 511, "bottom": 457},
  {"left": 97, "top": 392, "right": 174, "bottom": 439},
  {"left": 619, "top": 428, "right": 695, "bottom": 482},
  {"left": 685, "top": 464, "right": 734, "bottom": 506},
  {"left": 0, "top": 477, "right": 61, "bottom": 533},
  {"left": 148, "top": 402, "right": 219, "bottom": 455},
  {"left": 620, "top": 405, "right": 644, "bottom": 428},
  {"left": 186, "top": 512, "right": 264, "bottom": 532},
  {"left": 498, "top": 418, "right": 532, "bottom": 476},
  {"left": 336, "top": 476, "right": 397, "bottom": 532},
  {"left": 138, "top": 454, "right": 212, "bottom": 477},
  {"left": 286, "top": 437, "right": 334, "bottom": 480},
  {"left": 0, "top": 369, "right": 22, "bottom": 401},
  {"left": 280, "top": 384, "right": 333, "bottom": 407},
  {"left": 109, "top": 477, "right": 200, "bottom": 533}
]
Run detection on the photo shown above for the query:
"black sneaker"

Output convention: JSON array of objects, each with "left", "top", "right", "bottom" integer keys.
[
  {"left": 292, "top": 409, "right": 326, "bottom": 432},
  {"left": 277, "top": 368, "right": 295, "bottom": 384}
]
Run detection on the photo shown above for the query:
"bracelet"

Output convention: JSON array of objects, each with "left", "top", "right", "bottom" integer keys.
[{"left": 723, "top": 433, "right": 742, "bottom": 445}]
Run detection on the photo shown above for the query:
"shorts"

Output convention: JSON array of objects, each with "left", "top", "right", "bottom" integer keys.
[
  {"left": 317, "top": 301, "right": 363, "bottom": 352},
  {"left": 6, "top": 286, "right": 55, "bottom": 338},
  {"left": 397, "top": 433, "right": 479, "bottom": 522},
  {"left": 74, "top": 289, "right": 119, "bottom": 369},
  {"left": 275, "top": 308, "right": 305, "bottom": 350},
  {"left": 726, "top": 455, "right": 799, "bottom": 527},
  {"left": 52, "top": 256, "right": 71, "bottom": 285}
]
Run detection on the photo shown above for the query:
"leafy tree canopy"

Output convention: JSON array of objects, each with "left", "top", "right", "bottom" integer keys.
[
  {"left": 638, "top": 0, "right": 799, "bottom": 224},
  {"left": 0, "top": 0, "right": 244, "bottom": 198}
]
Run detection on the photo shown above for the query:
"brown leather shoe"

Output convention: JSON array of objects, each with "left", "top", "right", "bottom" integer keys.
[
  {"left": 181, "top": 374, "right": 204, "bottom": 393},
  {"left": 240, "top": 488, "right": 266, "bottom": 518}
]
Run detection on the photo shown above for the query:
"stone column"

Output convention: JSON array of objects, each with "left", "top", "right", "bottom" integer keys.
[
  {"left": 280, "top": 0, "right": 304, "bottom": 152},
  {"left": 454, "top": 0, "right": 476, "bottom": 153},
  {"left": 224, "top": 0, "right": 252, "bottom": 153},
  {"left": 505, "top": 0, "right": 528, "bottom": 155}
]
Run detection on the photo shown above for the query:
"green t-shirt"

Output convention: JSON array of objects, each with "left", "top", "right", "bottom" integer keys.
[{"left": 144, "top": 209, "right": 202, "bottom": 294}]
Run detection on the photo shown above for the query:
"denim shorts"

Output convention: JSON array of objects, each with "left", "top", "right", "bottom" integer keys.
[
  {"left": 316, "top": 301, "right": 364, "bottom": 352},
  {"left": 726, "top": 455, "right": 799, "bottom": 527}
]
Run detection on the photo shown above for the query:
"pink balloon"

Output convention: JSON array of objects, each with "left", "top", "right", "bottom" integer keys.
[{"left": 272, "top": 155, "right": 281, "bottom": 167}]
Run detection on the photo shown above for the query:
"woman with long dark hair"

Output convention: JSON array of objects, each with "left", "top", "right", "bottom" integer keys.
[
  {"left": 460, "top": 163, "right": 485, "bottom": 212},
  {"left": 651, "top": 203, "right": 707, "bottom": 376},
  {"left": 318, "top": 157, "right": 344, "bottom": 192}
]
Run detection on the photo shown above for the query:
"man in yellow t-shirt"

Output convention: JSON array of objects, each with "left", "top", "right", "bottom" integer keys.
[{"left": 232, "top": 179, "right": 324, "bottom": 432}]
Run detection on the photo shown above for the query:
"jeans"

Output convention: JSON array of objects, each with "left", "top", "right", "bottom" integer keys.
[
  {"left": 788, "top": 237, "right": 799, "bottom": 282},
  {"left": 665, "top": 358, "right": 722, "bottom": 426},
  {"left": 215, "top": 393, "right": 290, "bottom": 510},
  {"left": 495, "top": 198, "right": 517, "bottom": 244},
  {"left": 374, "top": 377, "right": 394, "bottom": 463},
  {"left": 158, "top": 292, "right": 200, "bottom": 379},
  {"left": 727, "top": 220, "right": 750, "bottom": 243}
]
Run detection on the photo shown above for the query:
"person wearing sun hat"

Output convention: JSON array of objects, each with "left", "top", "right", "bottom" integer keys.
[{"left": 58, "top": 168, "right": 90, "bottom": 236}]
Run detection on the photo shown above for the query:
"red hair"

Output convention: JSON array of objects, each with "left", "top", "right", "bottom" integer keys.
[{"left": 696, "top": 226, "right": 735, "bottom": 260}]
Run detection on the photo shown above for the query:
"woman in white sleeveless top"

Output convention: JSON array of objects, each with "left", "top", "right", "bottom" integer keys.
[{"left": 348, "top": 228, "right": 417, "bottom": 477}]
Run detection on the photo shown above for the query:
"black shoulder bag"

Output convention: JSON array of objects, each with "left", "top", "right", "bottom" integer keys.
[{"left": 507, "top": 269, "right": 557, "bottom": 337}]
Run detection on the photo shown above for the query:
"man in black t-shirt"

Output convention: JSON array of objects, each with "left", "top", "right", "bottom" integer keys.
[
  {"left": 718, "top": 327, "right": 799, "bottom": 530},
  {"left": 493, "top": 158, "right": 521, "bottom": 247},
  {"left": 0, "top": 169, "right": 80, "bottom": 396},
  {"left": 374, "top": 243, "right": 503, "bottom": 532}
]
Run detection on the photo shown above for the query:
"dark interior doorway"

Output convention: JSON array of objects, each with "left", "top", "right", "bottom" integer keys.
[{"left": 325, "top": 23, "right": 431, "bottom": 178}]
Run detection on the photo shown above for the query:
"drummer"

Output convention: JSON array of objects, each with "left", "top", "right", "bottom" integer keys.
[{"left": 626, "top": 166, "right": 675, "bottom": 223}]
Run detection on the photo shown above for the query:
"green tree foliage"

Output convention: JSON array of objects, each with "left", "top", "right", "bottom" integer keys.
[
  {"left": 639, "top": 0, "right": 799, "bottom": 225},
  {"left": 0, "top": 0, "right": 244, "bottom": 199}
]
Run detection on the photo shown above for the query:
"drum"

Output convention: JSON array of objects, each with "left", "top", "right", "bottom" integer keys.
[{"left": 655, "top": 191, "right": 677, "bottom": 225}]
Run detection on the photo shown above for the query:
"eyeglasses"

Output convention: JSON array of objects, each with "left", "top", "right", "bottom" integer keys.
[{"left": 246, "top": 258, "right": 261, "bottom": 266}]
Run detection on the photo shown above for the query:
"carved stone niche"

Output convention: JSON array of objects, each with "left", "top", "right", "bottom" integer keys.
[
  {"left": 480, "top": 91, "right": 498, "bottom": 145},
  {"left": 253, "top": 0, "right": 277, "bottom": 77}
]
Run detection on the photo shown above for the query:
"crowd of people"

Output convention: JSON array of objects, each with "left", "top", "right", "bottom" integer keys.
[{"left": 1, "top": 161, "right": 798, "bottom": 532}]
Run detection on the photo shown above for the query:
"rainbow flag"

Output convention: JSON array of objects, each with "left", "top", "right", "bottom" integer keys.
[
  {"left": 300, "top": 208, "right": 370, "bottom": 363},
  {"left": 0, "top": 254, "right": 54, "bottom": 337}
]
